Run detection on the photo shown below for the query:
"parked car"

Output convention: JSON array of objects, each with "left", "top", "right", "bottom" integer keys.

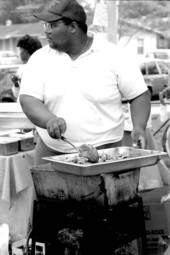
[
  {"left": 145, "top": 49, "right": 170, "bottom": 61},
  {"left": 0, "top": 51, "right": 20, "bottom": 65},
  {"left": 0, "top": 64, "right": 21, "bottom": 102},
  {"left": 138, "top": 58, "right": 170, "bottom": 98}
]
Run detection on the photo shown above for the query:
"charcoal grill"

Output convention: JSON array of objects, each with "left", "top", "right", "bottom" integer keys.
[{"left": 30, "top": 147, "right": 167, "bottom": 255}]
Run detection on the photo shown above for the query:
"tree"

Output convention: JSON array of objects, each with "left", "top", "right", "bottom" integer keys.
[
  {"left": 0, "top": 0, "right": 50, "bottom": 24},
  {"left": 118, "top": 0, "right": 170, "bottom": 40},
  {"left": 0, "top": 0, "right": 95, "bottom": 24},
  {"left": 12, "top": 0, "right": 50, "bottom": 23},
  {"left": 0, "top": 0, "right": 14, "bottom": 24},
  {"left": 0, "top": 0, "right": 170, "bottom": 32}
]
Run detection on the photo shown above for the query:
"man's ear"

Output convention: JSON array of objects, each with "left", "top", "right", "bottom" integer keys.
[{"left": 69, "top": 21, "right": 78, "bottom": 33}]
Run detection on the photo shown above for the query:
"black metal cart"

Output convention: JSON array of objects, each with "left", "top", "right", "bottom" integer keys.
[{"left": 30, "top": 196, "right": 147, "bottom": 255}]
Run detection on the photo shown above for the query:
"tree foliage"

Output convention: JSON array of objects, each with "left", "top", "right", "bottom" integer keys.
[
  {"left": 118, "top": 0, "right": 170, "bottom": 21},
  {"left": 118, "top": 0, "right": 170, "bottom": 39},
  {"left": 0, "top": 0, "right": 50, "bottom": 24},
  {"left": 0, "top": 0, "right": 170, "bottom": 34},
  {"left": 0, "top": 0, "right": 95, "bottom": 24}
]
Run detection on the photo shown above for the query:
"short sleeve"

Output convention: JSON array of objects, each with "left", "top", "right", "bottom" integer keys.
[
  {"left": 19, "top": 49, "right": 45, "bottom": 101},
  {"left": 115, "top": 50, "right": 148, "bottom": 100}
]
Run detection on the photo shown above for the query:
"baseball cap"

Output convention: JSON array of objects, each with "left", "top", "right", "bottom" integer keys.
[{"left": 34, "top": 0, "right": 86, "bottom": 24}]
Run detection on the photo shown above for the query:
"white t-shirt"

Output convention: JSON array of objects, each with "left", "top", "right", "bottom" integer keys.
[{"left": 20, "top": 36, "right": 148, "bottom": 153}]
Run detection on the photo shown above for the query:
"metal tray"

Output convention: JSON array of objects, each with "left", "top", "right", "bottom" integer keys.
[
  {"left": 0, "top": 137, "right": 19, "bottom": 155},
  {"left": 43, "top": 147, "right": 167, "bottom": 176}
]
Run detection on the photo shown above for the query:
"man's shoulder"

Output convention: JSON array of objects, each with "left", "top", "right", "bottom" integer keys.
[
  {"left": 29, "top": 45, "right": 57, "bottom": 63},
  {"left": 34, "top": 44, "right": 52, "bottom": 55}
]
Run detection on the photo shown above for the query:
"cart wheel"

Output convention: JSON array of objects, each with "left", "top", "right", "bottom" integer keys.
[{"left": 162, "top": 125, "right": 170, "bottom": 157}]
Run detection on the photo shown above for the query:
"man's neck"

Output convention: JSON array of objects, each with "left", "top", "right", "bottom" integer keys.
[{"left": 68, "top": 36, "right": 92, "bottom": 60}]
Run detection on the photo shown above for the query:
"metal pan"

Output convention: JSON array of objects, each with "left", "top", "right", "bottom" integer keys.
[{"left": 43, "top": 146, "right": 167, "bottom": 176}]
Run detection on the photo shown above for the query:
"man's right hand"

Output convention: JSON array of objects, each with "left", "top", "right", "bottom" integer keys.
[
  {"left": 46, "top": 117, "right": 67, "bottom": 139},
  {"left": 159, "top": 87, "right": 170, "bottom": 105}
]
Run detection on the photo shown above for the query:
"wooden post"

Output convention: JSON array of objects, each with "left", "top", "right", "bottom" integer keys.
[
  {"left": 107, "top": 0, "right": 118, "bottom": 44},
  {"left": 93, "top": 0, "right": 118, "bottom": 44}
]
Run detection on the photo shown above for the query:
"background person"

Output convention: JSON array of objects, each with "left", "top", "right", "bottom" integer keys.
[
  {"left": 159, "top": 87, "right": 170, "bottom": 105},
  {"left": 11, "top": 34, "right": 42, "bottom": 99},
  {"left": 19, "top": 0, "right": 151, "bottom": 165},
  {"left": 159, "top": 71, "right": 170, "bottom": 105}
]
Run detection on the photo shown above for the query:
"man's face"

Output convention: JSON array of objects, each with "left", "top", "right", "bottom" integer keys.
[{"left": 43, "top": 20, "right": 71, "bottom": 51}]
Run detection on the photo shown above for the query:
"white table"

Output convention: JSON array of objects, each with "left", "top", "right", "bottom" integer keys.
[{"left": 0, "top": 149, "right": 36, "bottom": 242}]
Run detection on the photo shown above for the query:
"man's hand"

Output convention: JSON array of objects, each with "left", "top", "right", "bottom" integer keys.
[
  {"left": 159, "top": 87, "right": 170, "bottom": 105},
  {"left": 131, "top": 126, "right": 146, "bottom": 149},
  {"left": 46, "top": 117, "right": 67, "bottom": 139}
]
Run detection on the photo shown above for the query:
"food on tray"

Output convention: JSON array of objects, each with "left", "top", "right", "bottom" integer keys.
[
  {"left": 78, "top": 144, "right": 99, "bottom": 163},
  {"left": 65, "top": 155, "right": 89, "bottom": 164},
  {"left": 65, "top": 147, "right": 129, "bottom": 165},
  {"left": 98, "top": 151, "right": 128, "bottom": 162}
]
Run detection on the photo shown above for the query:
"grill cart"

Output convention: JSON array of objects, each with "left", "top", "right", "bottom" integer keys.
[{"left": 30, "top": 147, "right": 167, "bottom": 255}]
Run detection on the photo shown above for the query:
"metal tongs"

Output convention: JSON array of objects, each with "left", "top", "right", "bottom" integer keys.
[{"left": 61, "top": 135, "right": 79, "bottom": 152}]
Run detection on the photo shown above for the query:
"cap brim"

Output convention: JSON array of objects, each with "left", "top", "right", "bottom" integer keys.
[{"left": 34, "top": 11, "right": 62, "bottom": 22}]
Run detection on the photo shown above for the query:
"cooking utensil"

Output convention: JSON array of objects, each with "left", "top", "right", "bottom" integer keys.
[{"left": 61, "top": 136, "right": 78, "bottom": 152}]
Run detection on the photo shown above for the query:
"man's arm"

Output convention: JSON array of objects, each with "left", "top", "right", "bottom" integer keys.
[
  {"left": 129, "top": 90, "right": 151, "bottom": 148},
  {"left": 159, "top": 71, "right": 170, "bottom": 105},
  {"left": 159, "top": 87, "right": 170, "bottom": 105},
  {"left": 20, "top": 94, "right": 66, "bottom": 139}
]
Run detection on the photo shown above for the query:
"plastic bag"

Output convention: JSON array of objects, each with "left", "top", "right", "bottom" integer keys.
[
  {"left": 158, "top": 235, "right": 170, "bottom": 255},
  {"left": 0, "top": 224, "right": 9, "bottom": 255},
  {"left": 160, "top": 105, "right": 168, "bottom": 122}
]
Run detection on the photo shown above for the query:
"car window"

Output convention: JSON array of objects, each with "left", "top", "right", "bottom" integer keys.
[
  {"left": 147, "top": 62, "right": 159, "bottom": 75},
  {"left": 154, "top": 52, "right": 169, "bottom": 59},
  {"left": 146, "top": 51, "right": 170, "bottom": 60}
]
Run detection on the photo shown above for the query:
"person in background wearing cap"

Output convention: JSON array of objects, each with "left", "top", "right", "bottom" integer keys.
[
  {"left": 11, "top": 34, "right": 42, "bottom": 100},
  {"left": 19, "top": 0, "right": 151, "bottom": 165}
]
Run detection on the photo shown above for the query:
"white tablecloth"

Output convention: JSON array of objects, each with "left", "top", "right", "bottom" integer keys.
[{"left": 0, "top": 150, "right": 36, "bottom": 242}]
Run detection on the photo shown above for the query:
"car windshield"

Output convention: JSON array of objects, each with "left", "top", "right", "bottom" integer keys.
[{"left": 158, "top": 61, "right": 170, "bottom": 74}]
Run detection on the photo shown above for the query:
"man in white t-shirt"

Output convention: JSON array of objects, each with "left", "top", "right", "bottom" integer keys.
[{"left": 19, "top": 0, "right": 151, "bottom": 165}]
